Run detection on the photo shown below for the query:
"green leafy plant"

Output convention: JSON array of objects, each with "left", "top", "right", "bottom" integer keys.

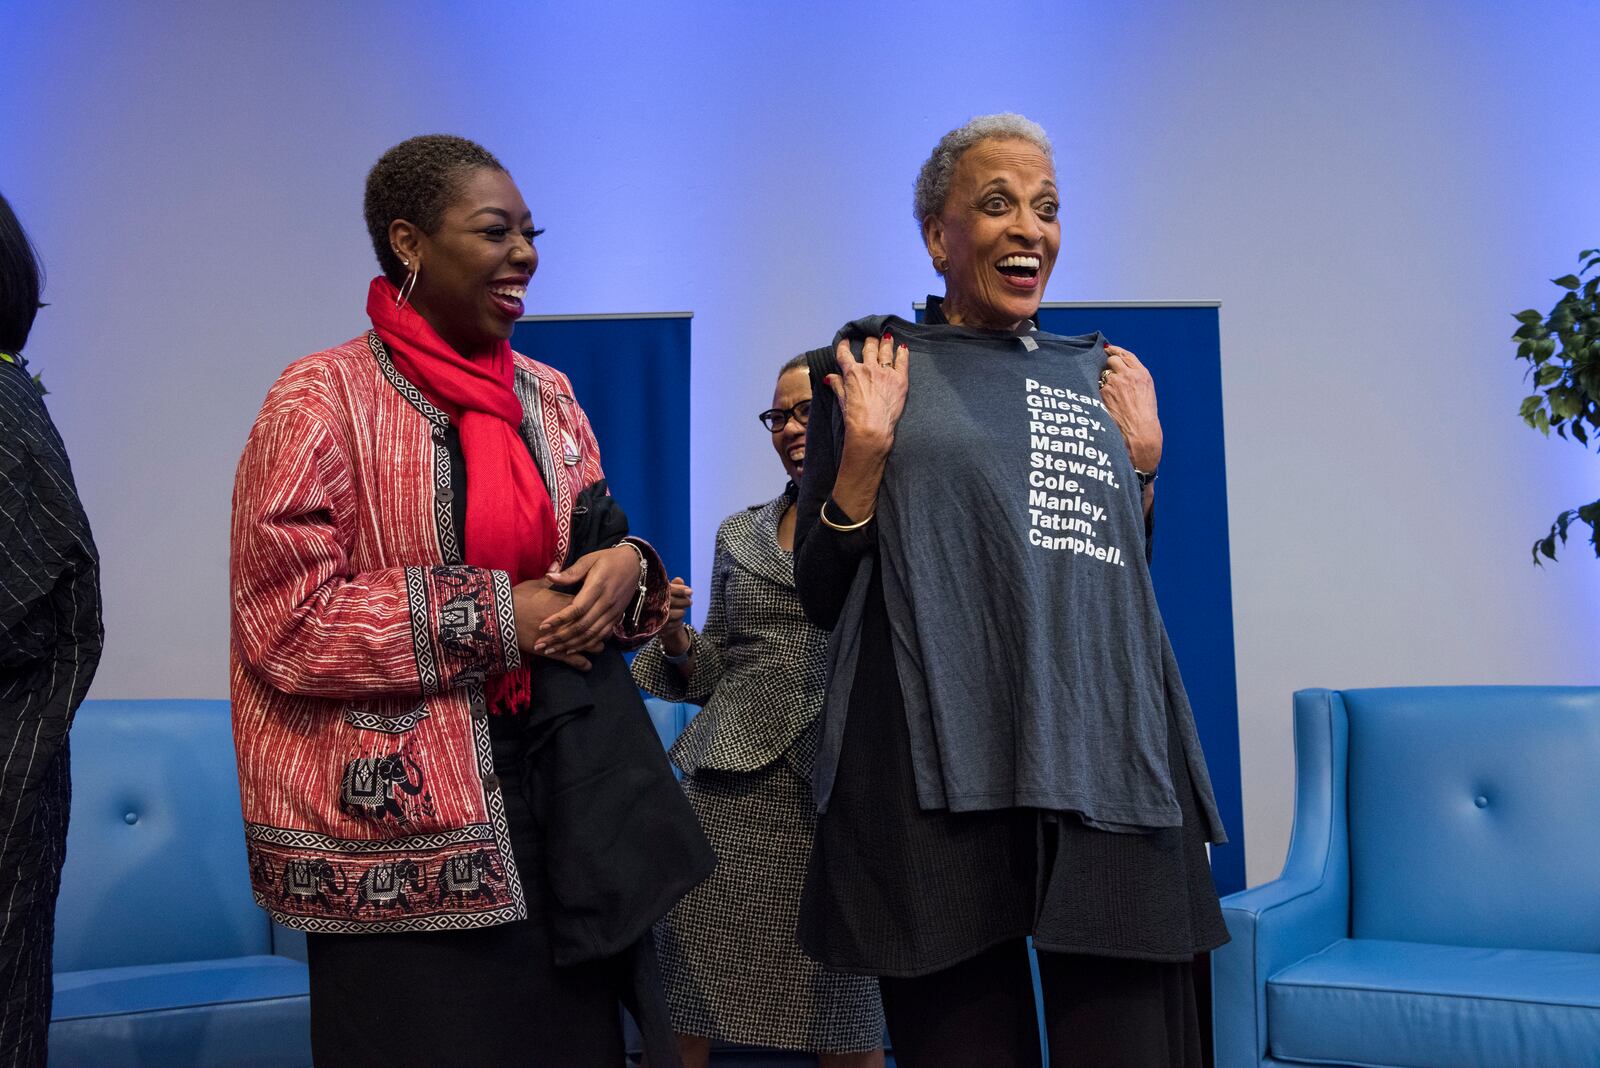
[{"left": 1513, "top": 250, "right": 1600, "bottom": 563}]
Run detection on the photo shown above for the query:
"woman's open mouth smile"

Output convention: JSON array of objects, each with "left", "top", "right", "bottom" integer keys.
[
  {"left": 488, "top": 279, "right": 527, "bottom": 318},
  {"left": 995, "top": 254, "right": 1041, "bottom": 291}
]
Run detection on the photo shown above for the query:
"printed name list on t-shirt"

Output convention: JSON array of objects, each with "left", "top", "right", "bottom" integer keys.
[{"left": 1024, "top": 377, "right": 1125, "bottom": 566}]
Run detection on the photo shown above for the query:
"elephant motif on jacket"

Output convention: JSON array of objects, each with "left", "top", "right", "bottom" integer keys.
[
  {"left": 436, "top": 848, "right": 504, "bottom": 906},
  {"left": 248, "top": 847, "right": 276, "bottom": 887},
  {"left": 438, "top": 589, "right": 491, "bottom": 658},
  {"left": 339, "top": 750, "right": 425, "bottom": 824},
  {"left": 280, "top": 858, "right": 346, "bottom": 911},
  {"left": 357, "top": 859, "right": 425, "bottom": 913}
]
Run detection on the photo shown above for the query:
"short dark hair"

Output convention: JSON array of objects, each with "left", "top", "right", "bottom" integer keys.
[
  {"left": 780, "top": 352, "right": 810, "bottom": 376},
  {"left": 0, "top": 193, "right": 43, "bottom": 354},
  {"left": 363, "top": 135, "right": 506, "bottom": 285}
]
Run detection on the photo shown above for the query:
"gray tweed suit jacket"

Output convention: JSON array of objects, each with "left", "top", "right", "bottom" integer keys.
[{"left": 632, "top": 490, "right": 826, "bottom": 777}]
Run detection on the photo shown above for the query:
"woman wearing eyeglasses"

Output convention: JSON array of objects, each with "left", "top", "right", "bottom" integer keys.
[{"left": 632, "top": 356, "right": 884, "bottom": 1067}]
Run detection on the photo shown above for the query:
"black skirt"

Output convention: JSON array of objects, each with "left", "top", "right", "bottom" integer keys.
[
  {"left": 305, "top": 732, "right": 629, "bottom": 1067},
  {"left": 798, "top": 569, "right": 1229, "bottom": 978}
]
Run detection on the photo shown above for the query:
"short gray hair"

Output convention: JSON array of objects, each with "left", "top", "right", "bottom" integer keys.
[{"left": 912, "top": 113, "right": 1053, "bottom": 229}]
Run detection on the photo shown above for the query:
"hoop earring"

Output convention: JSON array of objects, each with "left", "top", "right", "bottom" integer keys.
[{"left": 396, "top": 263, "right": 419, "bottom": 307}]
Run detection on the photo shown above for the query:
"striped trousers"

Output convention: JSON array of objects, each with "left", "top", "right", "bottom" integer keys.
[{"left": 0, "top": 742, "right": 69, "bottom": 1068}]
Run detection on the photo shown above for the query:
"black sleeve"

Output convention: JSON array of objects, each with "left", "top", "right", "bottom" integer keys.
[
  {"left": 0, "top": 366, "right": 103, "bottom": 806},
  {"left": 562, "top": 478, "right": 630, "bottom": 566},
  {"left": 793, "top": 347, "right": 877, "bottom": 630},
  {"left": 1145, "top": 496, "right": 1156, "bottom": 565}
]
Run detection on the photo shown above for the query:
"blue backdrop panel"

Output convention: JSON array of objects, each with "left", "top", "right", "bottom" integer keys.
[
  {"left": 510, "top": 313, "right": 692, "bottom": 585},
  {"left": 1039, "top": 303, "right": 1244, "bottom": 895},
  {"left": 918, "top": 301, "right": 1245, "bottom": 895}
]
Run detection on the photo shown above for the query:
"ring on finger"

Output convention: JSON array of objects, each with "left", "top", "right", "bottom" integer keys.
[{"left": 1098, "top": 368, "right": 1114, "bottom": 387}]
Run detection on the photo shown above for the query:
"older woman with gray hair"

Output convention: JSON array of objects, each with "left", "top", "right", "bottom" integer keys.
[{"left": 792, "top": 113, "right": 1228, "bottom": 1067}]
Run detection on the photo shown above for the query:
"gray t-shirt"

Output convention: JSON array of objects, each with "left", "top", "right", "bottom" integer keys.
[{"left": 819, "top": 310, "right": 1224, "bottom": 838}]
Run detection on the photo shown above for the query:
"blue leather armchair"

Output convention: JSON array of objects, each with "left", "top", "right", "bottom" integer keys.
[
  {"left": 1213, "top": 686, "right": 1600, "bottom": 1067},
  {"left": 50, "top": 699, "right": 311, "bottom": 1067}
]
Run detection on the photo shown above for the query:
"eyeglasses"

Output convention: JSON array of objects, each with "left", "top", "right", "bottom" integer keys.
[{"left": 758, "top": 399, "right": 811, "bottom": 433}]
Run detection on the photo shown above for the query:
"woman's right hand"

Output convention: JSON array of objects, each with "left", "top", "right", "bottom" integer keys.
[
  {"left": 823, "top": 333, "right": 910, "bottom": 526},
  {"left": 659, "top": 577, "right": 693, "bottom": 658},
  {"left": 512, "top": 578, "right": 600, "bottom": 671},
  {"left": 828, "top": 333, "right": 910, "bottom": 457}
]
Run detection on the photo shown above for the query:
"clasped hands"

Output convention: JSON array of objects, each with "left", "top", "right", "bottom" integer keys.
[{"left": 511, "top": 544, "right": 642, "bottom": 671}]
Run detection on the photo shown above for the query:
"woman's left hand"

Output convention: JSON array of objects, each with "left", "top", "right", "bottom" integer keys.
[
  {"left": 535, "top": 545, "right": 641, "bottom": 656},
  {"left": 1099, "top": 344, "right": 1163, "bottom": 474}
]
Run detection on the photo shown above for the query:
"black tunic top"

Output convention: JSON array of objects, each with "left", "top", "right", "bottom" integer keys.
[
  {"left": 0, "top": 354, "right": 101, "bottom": 826},
  {"left": 791, "top": 306, "right": 1227, "bottom": 975},
  {"left": 801, "top": 308, "right": 1225, "bottom": 839},
  {"left": 0, "top": 353, "right": 102, "bottom": 1059}
]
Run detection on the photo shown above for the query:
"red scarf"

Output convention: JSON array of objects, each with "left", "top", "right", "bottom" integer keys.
[{"left": 368, "top": 276, "right": 556, "bottom": 714}]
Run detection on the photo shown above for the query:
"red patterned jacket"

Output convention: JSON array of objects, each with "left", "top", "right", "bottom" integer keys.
[{"left": 230, "top": 332, "right": 668, "bottom": 934}]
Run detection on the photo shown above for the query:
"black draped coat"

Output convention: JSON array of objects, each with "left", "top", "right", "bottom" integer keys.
[{"left": 0, "top": 354, "right": 101, "bottom": 1066}]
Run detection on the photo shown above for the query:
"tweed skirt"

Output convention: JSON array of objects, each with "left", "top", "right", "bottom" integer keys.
[{"left": 654, "top": 757, "right": 884, "bottom": 1053}]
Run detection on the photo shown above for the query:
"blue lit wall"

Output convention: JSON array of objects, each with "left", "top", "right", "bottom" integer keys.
[
  {"left": 4, "top": 0, "right": 1597, "bottom": 882},
  {"left": 510, "top": 313, "right": 692, "bottom": 583}
]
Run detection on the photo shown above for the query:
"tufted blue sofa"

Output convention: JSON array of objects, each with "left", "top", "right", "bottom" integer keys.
[
  {"left": 48, "top": 697, "right": 816, "bottom": 1067},
  {"left": 1212, "top": 686, "right": 1600, "bottom": 1067},
  {"left": 50, "top": 699, "right": 311, "bottom": 1067},
  {"left": 50, "top": 696, "right": 878, "bottom": 1066}
]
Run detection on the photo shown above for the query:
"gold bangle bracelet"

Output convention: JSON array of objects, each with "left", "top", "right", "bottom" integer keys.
[{"left": 820, "top": 499, "right": 874, "bottom": 532}]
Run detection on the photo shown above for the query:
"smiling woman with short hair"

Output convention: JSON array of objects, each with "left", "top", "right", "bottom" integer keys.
[
  {"left": 230, "top": 134, "right": 710, "bottom": 1067},
  {"left": 792, "top": 113, "right": 1229, "bottom": 1067}
]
